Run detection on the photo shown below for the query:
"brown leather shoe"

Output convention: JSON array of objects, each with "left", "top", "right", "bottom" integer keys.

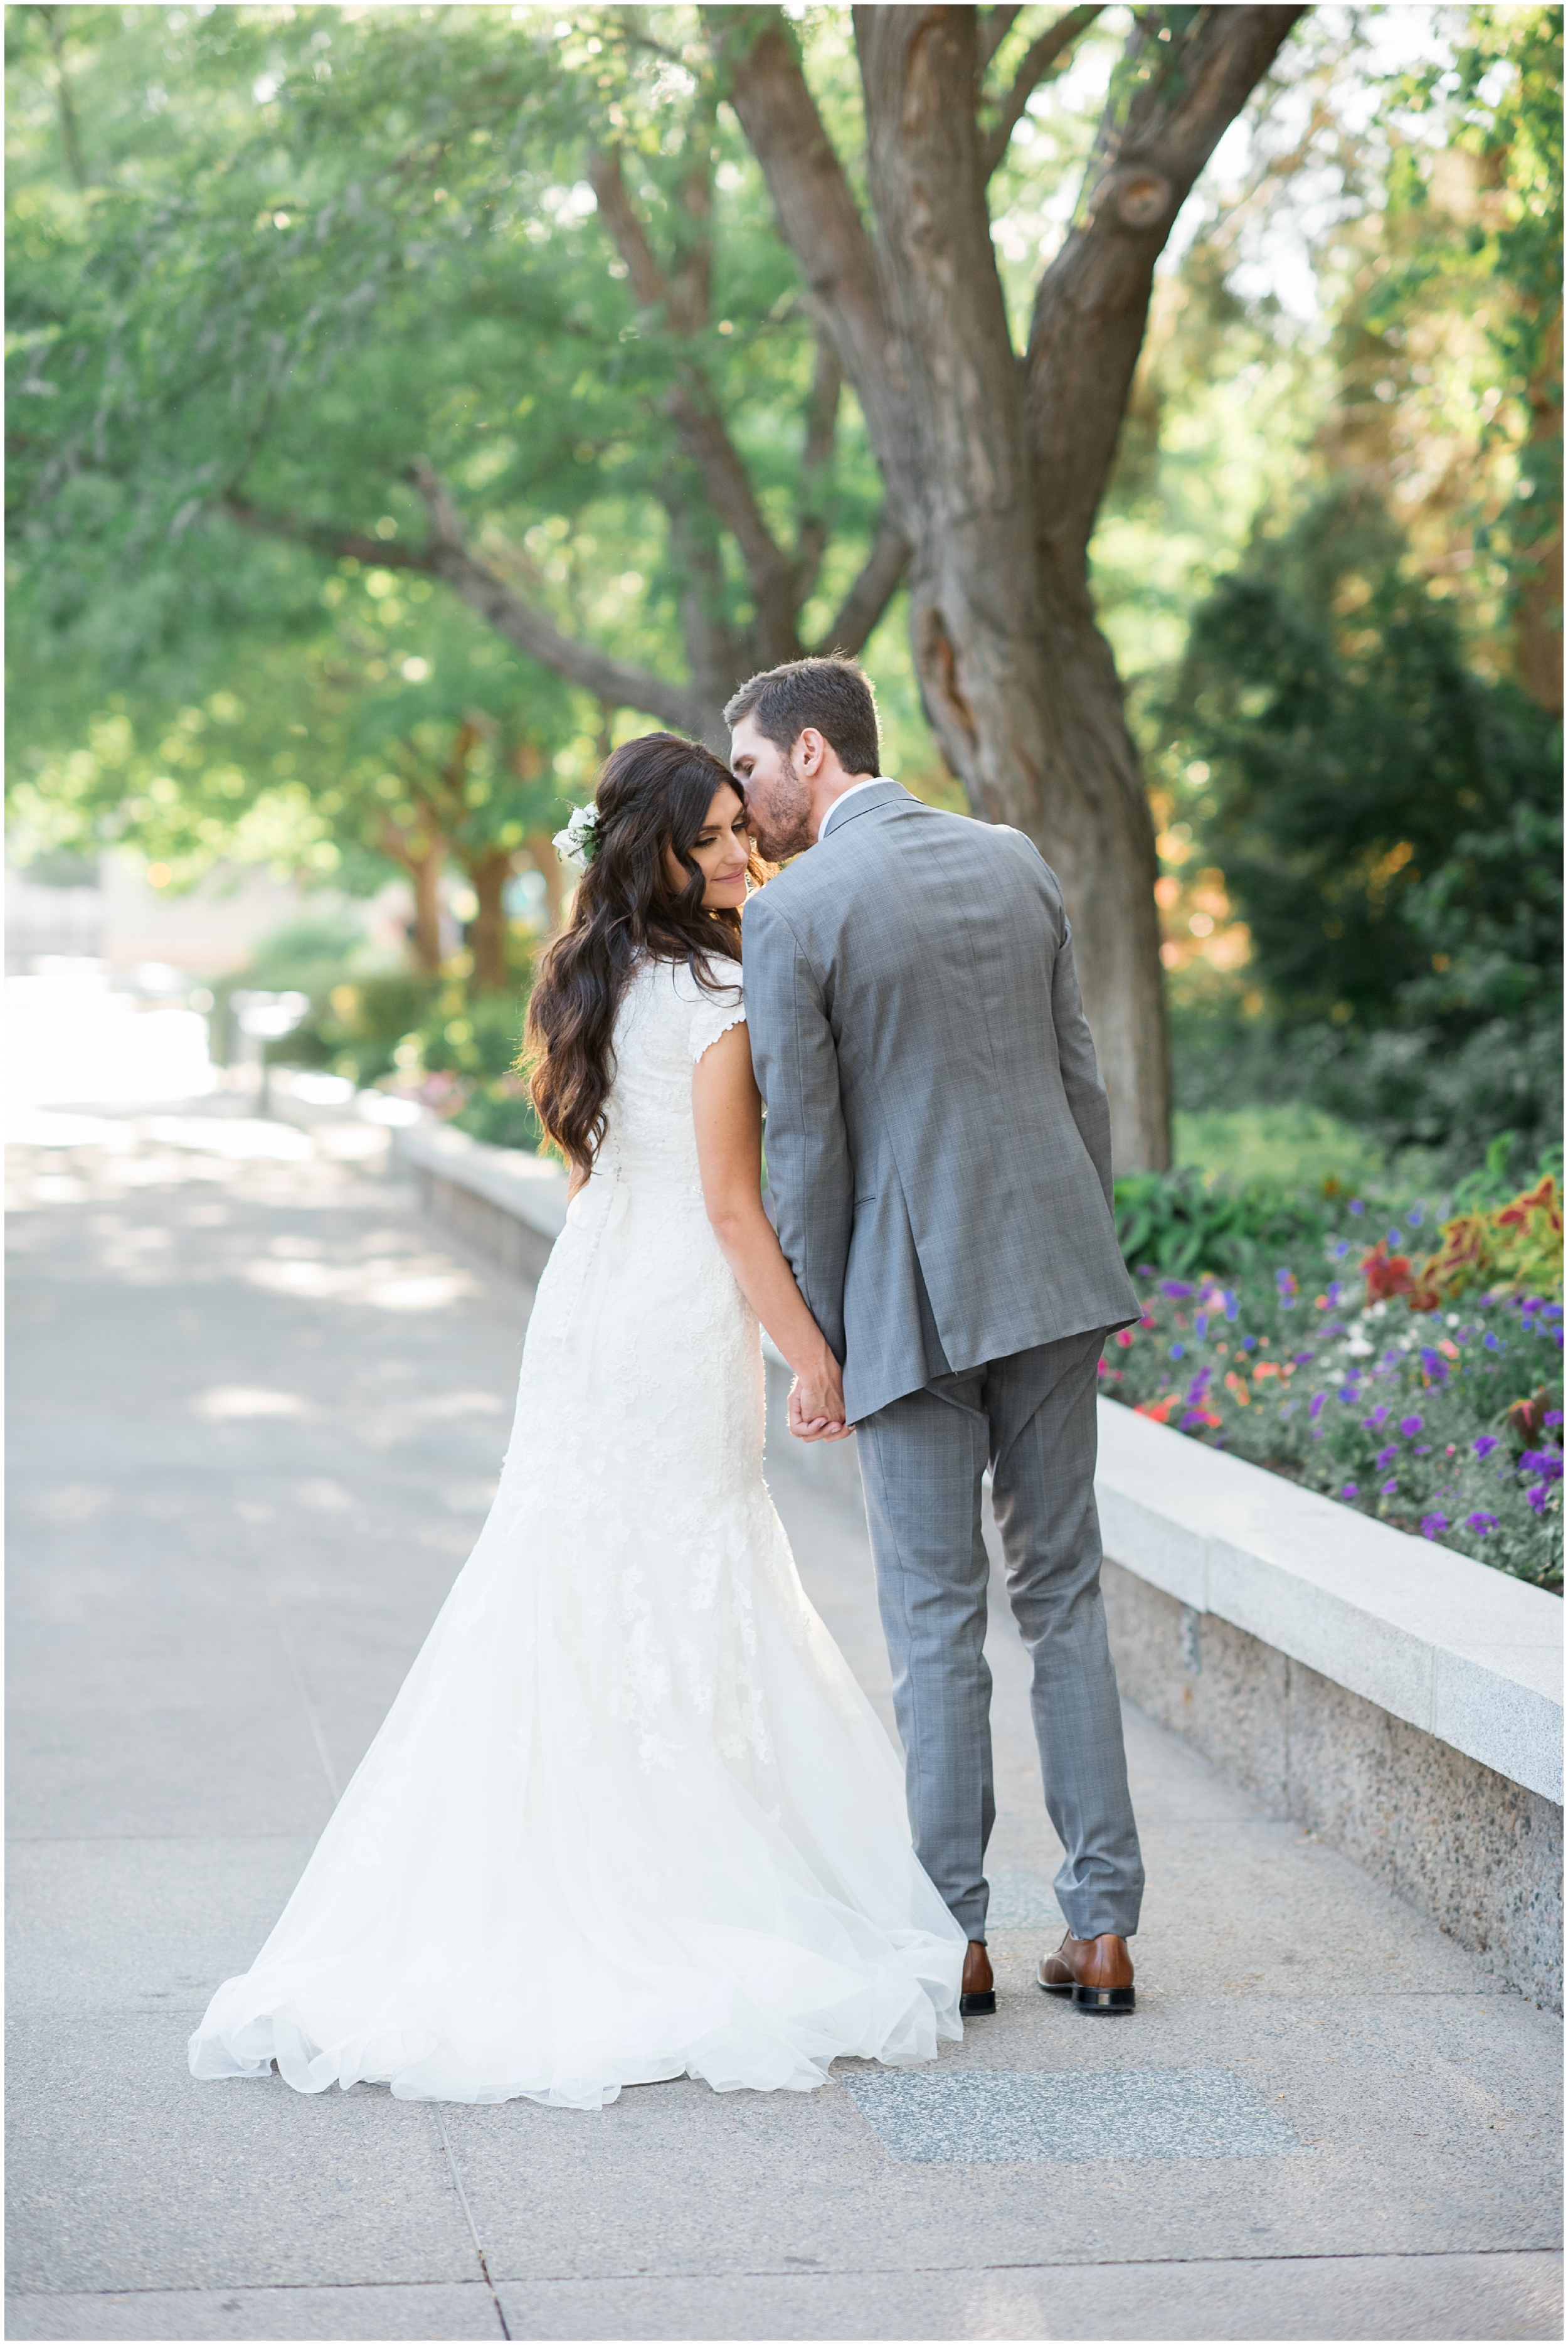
[
  {"left": 1037, "top": 1930, "right": 1135, "bottom": 2013},
  {"left": 960, "top": 1939, "right": 995, "bottom": 2016}
]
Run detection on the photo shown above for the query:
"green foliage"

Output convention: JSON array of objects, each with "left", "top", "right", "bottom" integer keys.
[
  {"left": 6, "top": 10, "right": 886, "bottom": 710},
  {"left": 1164, "top": 487, "right": 1562, "bottom": 1174},
  {"left": 1113, "top": 1169, "right": 1334, "bottom": 1283},
  {"left": 1173, "top": 1103, "right": 1387, "bottom": 1193},
  {"left": 416, "top": 988, "right": 532, "bottom": 1084},
  {"left": 450, "top": 1081, "right": 546, "bottom": 1153},
  {"left": 1171, "top": 489, "right": 1559, "bottom": 1021},
  {"left": 1382, "top": 6, "right": 1563, "bottom": 607}
]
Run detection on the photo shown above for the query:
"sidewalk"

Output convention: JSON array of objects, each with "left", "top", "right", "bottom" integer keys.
[{"left": 6, "top": 1089, "right": 1562, "bottom": 2342}]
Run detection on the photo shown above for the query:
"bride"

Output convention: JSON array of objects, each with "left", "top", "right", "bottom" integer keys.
[{"left": 189, "top": 730, "right": 966, "bottom": 2110}]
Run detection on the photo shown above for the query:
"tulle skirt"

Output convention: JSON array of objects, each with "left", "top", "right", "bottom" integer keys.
[{"left": 188, "top": 1178, "right": 965, "bottom": 2108}]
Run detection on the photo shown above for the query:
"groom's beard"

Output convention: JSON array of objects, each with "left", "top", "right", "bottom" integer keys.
[{"left": 752, "top": 753, "right": 815, "bottom": 863}]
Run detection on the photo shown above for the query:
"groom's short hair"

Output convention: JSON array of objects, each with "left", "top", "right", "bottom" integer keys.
[{"left": 724, "top": 656, "right": 881, "bottom": 781}]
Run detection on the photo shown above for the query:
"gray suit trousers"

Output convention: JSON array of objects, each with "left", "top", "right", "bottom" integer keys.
[{"left": 855, "top": 1328, "right": 1145, "bottom": 1944}]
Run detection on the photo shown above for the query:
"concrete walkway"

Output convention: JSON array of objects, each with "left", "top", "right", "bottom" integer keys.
[{"left": 6, "top": 1070, "right": 1562, "bottom": 2341}]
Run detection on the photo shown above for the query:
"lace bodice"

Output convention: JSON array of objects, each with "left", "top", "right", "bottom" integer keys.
[{"left": 595, "top": 955, "right": 746, "bottom": 1191}]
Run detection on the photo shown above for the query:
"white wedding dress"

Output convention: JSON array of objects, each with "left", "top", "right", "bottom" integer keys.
[{"left": 189, "top": 955, "right": 965, "bottom": 2109}]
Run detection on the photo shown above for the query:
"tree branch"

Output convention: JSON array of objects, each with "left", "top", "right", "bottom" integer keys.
[
  {"left": 702, "top": 6, "right": 917, "bottom": 517},
  {"left": 39, "top": 5, "right": 88, "bottom": 190},
  {"left": 810, "top": 509, "right": 909, "bottom": 659},
  {"left": 586, "top": 146, "right": 677, "bottom": 316},
  {"left": 976, "top": 5, "right": 1024, "bottom": 79},
  {"left": 980, "top": 5, "right": 1106, "bottom": 179},
  {"left": 793, "top": 330, "right": 842, "bottom": 612},
  {"left": 1025, "top": 3, "right": 1306, "bottom": 569},
  {"left": 590, "top": 141, "right": 798, "bottom": 656},
  {"left": 225, "top": 477, "right": 703, "bottom": 733}
]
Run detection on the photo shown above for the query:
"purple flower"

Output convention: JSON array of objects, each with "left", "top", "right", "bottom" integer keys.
[
  {"left": 1340, "top": 1482, "right": 1359, "bottom": 1500},
  {"left": 1160, "top": 1280, "right": 1194, "bottom": 1299},
  {"left": 1465, "top": 1511, "right": 1498, "bottom": 1536},
  {"left": 1241, "top": 1335, "right": 1258, "bottom": 1353},
  {"left": 1136, "top": 1264, "right": 1155, "bottom": 1277},
  {"left": 1473, "top": 1434, "right": 1499, "bottom": 1460},
  {"left": 1527, "top": 1484, "right": 1550, "bottom": 1515},
  {"left": 1484, "top": 1332, "right": 1502, "bottom": 1351},
  {"left": 1310, "top": 1393, "right": 1327, "bottom": 1421},
  {"left": 1387, "top": 1230, "right": 1402, "bottom": 1248},
  {"left": 1375, "top": 1445, "right": 1397, "bottom": 1468},
  {"left": 1419, "top": 1513, "right": 1448, "bottom": 1540},
  {"left": 1180, "top": 1409, "right": 1210, "bottom": 1430},
  {"left": 1419, "top": 1348, "right": 1449, "bottom": 1383},
  {"left": 1399, "top": 1416, "right": 1423, "bottom": 1437},
  {"left": 1380, "top": 1477, "right": 1399, "bottom": 1495},
  {"left": 1520, "top": 1450, "right": 1564, "bottom": 1481},
  {"left": 1407, "top": 1204, "right": 1424, "bottom": 1229},
  {"left": 1365, "top": 1404, "right": 1391, "bottom": 1428},
  {"left": 1170, "top": 1343, "right": 1185, "bottom": 1359},
  {"left": 1224, "top": 1290, "right": 1240, "bottom": 1322},
  {"left": 1337, "top": 1386, "right": 1359, "bottom": 1405},
  {"left": 1349, "top": 1199, "right": 1365, "bottom": 1216},
  {"left": 1332, "top": 1239, "right": 1351, "bottom": 1258},
  {"left": 1547, "top": 1410, "right": 1564, "bottom": 1428},
  {"left": 1328, "top": 1280, "right": 1343, "bottom": 1306},
  {"left": 1194, "top": 1314, "right": 1209, "bottom": 1339}
]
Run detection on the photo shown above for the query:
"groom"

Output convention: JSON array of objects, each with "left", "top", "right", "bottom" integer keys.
[{"left": 729, "top": 655, "right": 1145, "bottom": 2018}]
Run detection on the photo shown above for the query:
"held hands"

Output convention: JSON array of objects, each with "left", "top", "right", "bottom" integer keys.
[{"left": 788, "top": 1363, "right": 855, "bottom": 1445}]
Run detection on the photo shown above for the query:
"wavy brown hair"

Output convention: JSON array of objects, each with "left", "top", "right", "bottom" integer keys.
[{"left": 524, "top": 732, "right": 768, "bottom": 1174}]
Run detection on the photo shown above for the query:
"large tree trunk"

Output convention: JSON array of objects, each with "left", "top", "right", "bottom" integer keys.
[
  {"left": 380, "top": 814, "right": 445, "bottom": 974},
  {"left": 720, "top": 3, "right": 1303, "bottom": 1171},
  {"left": 852, "top": 6, "right": 1170, "bottom": 1167},
  {"left": 853, "top": 6, "right": 1171, "bottom": 1167},
  {"left": 523, "top": 832, "right": 567, "bottom": 934},
  {"left": 464, "top": 844, "right": 515, "bottom": 994}
]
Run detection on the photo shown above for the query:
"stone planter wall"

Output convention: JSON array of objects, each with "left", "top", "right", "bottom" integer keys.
[{"left": 1101, "top": 1561, "right": 1561, "bottom": 2009}]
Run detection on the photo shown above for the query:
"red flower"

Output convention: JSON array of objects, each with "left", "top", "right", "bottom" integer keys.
[{"left": 1362, "top": 1240, "right": 1416, "bottom": 1304}]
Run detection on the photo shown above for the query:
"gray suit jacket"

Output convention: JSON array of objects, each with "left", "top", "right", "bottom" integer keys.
[{"left": 743, "top": 782, "right": 1138, "bottom": 1423}]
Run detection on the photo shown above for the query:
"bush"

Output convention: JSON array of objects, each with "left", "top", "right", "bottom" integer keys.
[
  {"left": 1163, "top": 491, "right": 1562, "bottom": 1180},
  {"left": 1169, "top": 971, "right": 1560, "bottom": 1191},
  {"left": 449, "top": 1077, "right": 546, "bottom": 1152}
]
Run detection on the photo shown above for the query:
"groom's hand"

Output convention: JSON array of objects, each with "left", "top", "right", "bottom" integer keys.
[{"left": 789, "top": 1371, "right": 854, "bottom": 1444}]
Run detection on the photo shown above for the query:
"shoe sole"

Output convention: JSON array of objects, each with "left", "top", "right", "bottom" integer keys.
[
  {"left": 1036, "top": 1977, "right": 1135, "bottom": 2012},
  {"left": 960, "top": 1991, "right": 997, "bottom": 2015}
]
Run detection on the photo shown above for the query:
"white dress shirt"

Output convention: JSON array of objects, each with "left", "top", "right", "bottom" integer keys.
[{"left": 817, "top": 776, "right": 893, "bottom": 843}]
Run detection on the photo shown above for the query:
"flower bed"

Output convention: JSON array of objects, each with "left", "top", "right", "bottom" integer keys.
[{"left": 1103, "top": 1183, "right": 1564, "bottom": 1592}]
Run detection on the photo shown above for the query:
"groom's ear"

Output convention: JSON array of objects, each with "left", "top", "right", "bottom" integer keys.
[{"left": 795, "top": 728, "right": 825, "bottom": 778}]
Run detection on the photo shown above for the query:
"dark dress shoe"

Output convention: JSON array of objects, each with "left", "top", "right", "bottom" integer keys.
[
  {"left": 1037, "top": 1930, "right": 1135, "bottom": 2013},
  {"left": 960, "top": 1938, "right": 995, "bottom": 2015}
]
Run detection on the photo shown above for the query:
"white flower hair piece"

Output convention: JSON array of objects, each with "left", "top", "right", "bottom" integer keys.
[{"left": 552, "top": 801, "right": 601, "bottom": 873}]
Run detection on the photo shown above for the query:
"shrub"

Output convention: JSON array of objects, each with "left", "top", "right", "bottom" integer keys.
[{"left": 449, "top": 1078, "right": 546, "bottom": 1152}]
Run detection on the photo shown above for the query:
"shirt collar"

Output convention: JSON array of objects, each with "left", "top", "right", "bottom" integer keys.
[{"left": 817, "top": 776, "right": 893, "bottom": 843}]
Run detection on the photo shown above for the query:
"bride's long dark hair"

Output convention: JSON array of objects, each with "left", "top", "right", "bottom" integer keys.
[{"left": 525, "top": 731, "right": 769, "bottom": 1174}]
